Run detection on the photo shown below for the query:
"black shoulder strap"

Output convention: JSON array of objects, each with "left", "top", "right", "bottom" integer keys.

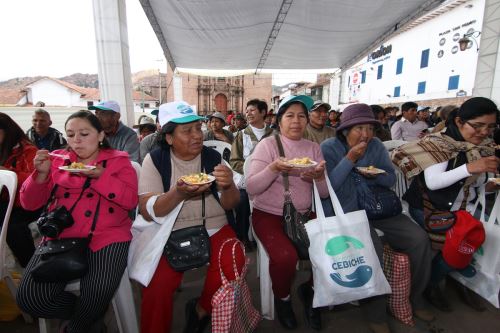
[{"left": 274, "top": 134, "right": 290, "bottom": 192}]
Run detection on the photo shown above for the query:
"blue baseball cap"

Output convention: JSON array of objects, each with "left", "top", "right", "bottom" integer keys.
[
  {"left": 278, "top": 95, "right": 314, "bottom": 115},
  {"left": 158, "top": 101, "right": 204, "bottom": 127}
]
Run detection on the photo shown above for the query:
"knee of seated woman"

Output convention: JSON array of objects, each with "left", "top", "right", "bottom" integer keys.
[{"left": 218, "top": 241, "right": 245, "bottom": 278}]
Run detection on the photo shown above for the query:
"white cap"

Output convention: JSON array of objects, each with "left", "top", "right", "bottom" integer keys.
[
  {"left": 158, "top": 101, "right": 204, "bottom": 127},
  {"left": 88, "top": 100, "right": 120, "bottom": 113}
]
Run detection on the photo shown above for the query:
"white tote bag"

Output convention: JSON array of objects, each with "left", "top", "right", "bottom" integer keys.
[
  {"left": 451, "top": 191, "right": 500, "bottom": 308},
  {"left": 128, "top": 201, "right": 183, "bottom": 287},
  {"left": 306, "top": 179, "right": 391, "bottom": 308}
]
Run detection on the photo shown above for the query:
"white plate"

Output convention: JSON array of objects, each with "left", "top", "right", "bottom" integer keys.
[
  {"left": 58, "top": 165, "right": 96, "bottom": 173},
  {"left": 286, "top": 159, "right": 318, "bottom": 168},
  {"left": 488, "top": 178, "right": 500, "bottom": 185},
  {"left": 357, "top": 166, "right": 386, "bottom": 175},
  {"left": 181, "top": 174, "right": 216, "bottom": 185}
]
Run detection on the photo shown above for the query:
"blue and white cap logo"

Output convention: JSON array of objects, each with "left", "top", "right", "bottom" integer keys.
[
  {"left": 178, "top": 104, "right": 194, "bottom": 114},
  {"left": 159, "top": 101, "right": 203, "bottom": 127}
]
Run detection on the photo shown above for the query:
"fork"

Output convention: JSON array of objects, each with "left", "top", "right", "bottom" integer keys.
[{"left": 48, "top": 152, "right": 71, "bottom": 160}]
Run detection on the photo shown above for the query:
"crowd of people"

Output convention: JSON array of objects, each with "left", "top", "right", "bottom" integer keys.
[{"left": 0, "top": 93, "right": 498, "bottom": 333}]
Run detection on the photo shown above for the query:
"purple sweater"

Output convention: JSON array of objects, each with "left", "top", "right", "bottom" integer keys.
[{"left": 246, "top": 135, "right": 329, "bottom": 216}]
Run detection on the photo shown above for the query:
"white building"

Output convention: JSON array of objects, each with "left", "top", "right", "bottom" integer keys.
[
  {"left": 332, "top": 0, "right": 484, "bottom": 108},
  {"left": 9, "top": 77, "right": 157, "bottom": 112}
]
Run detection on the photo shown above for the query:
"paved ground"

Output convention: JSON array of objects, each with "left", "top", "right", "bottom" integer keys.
[{"left": 2, "top": 249, "right": 500, "bottom": 333}]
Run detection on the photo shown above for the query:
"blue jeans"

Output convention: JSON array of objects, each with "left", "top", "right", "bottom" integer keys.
[{"left": 408, "top": 206, "right": 425, "bottom": 229}]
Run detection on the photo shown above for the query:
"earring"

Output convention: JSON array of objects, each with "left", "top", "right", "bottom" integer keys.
[{"left": 99, "top": 141, "right": 103, "bottom": 147}]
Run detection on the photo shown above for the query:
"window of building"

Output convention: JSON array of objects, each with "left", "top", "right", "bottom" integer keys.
[
  {"left": 448, "top": 75, "right": 460, "bottom": 90},
  {"left": 361, "top": 70, "right": 366, "bottom": 84},
  {"left": 394, "top": 86, "right": 401, "bottom": 97},
  {"left": 144, "top": 103, "right": 150, "bottom": 108},
  {"left": 396, "top": 58, "right": 404, "bottom": 75},
  {"left": 417, "top": 81, "right": 426, "bottom": 94},
  {"left": 377, "top": 65, "right": 383, "bottom": 80},
  {"left": 420, "top": 49, "right": 430, "bottom": 68},
  {"left": 87, "top": 101, "right": 94, "bottom": 107}
]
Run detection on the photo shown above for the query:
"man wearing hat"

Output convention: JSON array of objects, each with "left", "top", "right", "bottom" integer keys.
[
  {"left": 133, "top": 115, "right": 157, "bottom": 141},
  {"left": 90, "top": 100, "right": 140, "bottom": 162},
  {"left": 138, "top": 110, "right": 161, "bottom": 164},
  {"left": 228, "top": 113, "right": 247, "bottom": 133},
  {"left": 303, "top": 100, "right": 336, "bottom": 144},
  {"left": 417, "top": 105, "right": 435, "bottom": 127},
  {"left": 203, "top": 112, "right": 234, "bottom": 143},
  {"left": 230, "top": 99, "right": 275, "bottom": 249},
  {"left": 390, "top": 102, "right": 429, "bottom": 141}
]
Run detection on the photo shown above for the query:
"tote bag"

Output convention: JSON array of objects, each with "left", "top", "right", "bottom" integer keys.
[
  {"left": 211, "top": 239, "right": 261, "bottom": 333},
  {"left": 128, "top": 201, "right": 183, "bottom": 286},
  {"left": 306, "top": 178, "right": 391, "bottom": 308},
  {"left": 451, "top": 190, "right": 500, "bottom": 308}
]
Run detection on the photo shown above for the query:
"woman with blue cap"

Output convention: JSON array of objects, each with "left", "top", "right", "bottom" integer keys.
[
  {"left": 246, "top": 95, "right": 329, "bottom": 330},
  {"left": 137, "top": 101, "right": 245, "bottom": 333}
]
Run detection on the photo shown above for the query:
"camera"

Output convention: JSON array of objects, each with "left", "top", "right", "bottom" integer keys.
[{"left": 36, "top": 206, "right": 75, "bottom": 238}]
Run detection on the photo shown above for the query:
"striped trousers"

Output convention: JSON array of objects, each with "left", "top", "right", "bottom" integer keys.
[{"left": 16, "top": 241, "right": 130, "bottom": 333}]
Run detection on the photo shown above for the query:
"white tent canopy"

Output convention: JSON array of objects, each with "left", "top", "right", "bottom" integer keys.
[{"left": 140, "top": 0, "right": 445, "bottom": 73}]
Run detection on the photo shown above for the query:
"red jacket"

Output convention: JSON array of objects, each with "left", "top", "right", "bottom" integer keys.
[
  {"left": 1, "top": 141, "right": 37, "bottom": 207},
  {"left": 20, "top": 148, "right": 138, "bottom": 251}
]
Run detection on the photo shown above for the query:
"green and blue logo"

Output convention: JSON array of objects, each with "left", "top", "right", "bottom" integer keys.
[{"left": 326, "top": 236, "right": 372, "bottom": 288}]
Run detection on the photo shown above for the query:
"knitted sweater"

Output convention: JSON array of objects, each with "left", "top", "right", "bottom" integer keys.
[{"left": 246, "top": 134, "right": 329, "bottom": 216}]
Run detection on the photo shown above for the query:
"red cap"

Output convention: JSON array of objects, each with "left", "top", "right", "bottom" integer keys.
[{"left": 442, "top": 210, "right": 485, "bottom": 269}]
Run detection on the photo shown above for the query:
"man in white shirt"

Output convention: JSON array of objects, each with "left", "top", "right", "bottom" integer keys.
[
  {"left": 230, "top": 99, "right": 274, "bottom": 249},
  {"left": 391, "top": 102, "right": 429, "bottom": 141}
]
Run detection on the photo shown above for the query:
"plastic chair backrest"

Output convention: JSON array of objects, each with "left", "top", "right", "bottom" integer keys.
[
  {"left": 383, "top": 140, "right": 407, "bottom": 152},
  {"left": 130, "top": 161, "right": 141, "bottom": 180},
  {"left": 203, "top": 140, "right": 232, "bottom": 162},
  {"left": 0, "top": 170, "right": 18, "bottom": 279},
  {"left": 243, "top": 155, "right": 252, "bottom": 178}
]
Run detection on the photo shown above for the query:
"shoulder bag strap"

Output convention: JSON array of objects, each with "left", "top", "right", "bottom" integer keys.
[
  {"left": 201, "top": 193, "right": 206, "bottom": 227},
  {"left": 274, "top": 134, "right": 291, "bottom": 198},
  {"left": 41, "top": 184, "right": 60, "bottom": 215}
]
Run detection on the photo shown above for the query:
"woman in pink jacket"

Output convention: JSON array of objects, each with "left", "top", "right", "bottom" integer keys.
[
  {"left": 246, "top": 95, "right": 329, "bottom": 331},
  {"left": 16, "top": 110, "right": 138, "bottom": 333}
]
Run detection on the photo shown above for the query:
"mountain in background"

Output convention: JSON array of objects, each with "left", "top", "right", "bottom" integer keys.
[
  {"left": 0, "top": 70, "right": 164, "bottom": 91},
  {"left": 60, "top": 73, "right": 99, "bottom": 88}
]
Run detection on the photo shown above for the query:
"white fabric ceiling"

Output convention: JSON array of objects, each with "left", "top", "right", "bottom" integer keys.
[{"left": 140, "top": 0, "right": 443, "bottom": 72}]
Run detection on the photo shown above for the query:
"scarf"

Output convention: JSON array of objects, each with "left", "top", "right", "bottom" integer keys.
[{"left": 391, "top": 129, "right": 495, "bottom": 185}]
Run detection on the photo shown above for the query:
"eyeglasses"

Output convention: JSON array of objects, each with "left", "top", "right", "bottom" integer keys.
[{"left": 465, "top": 121, "right": 497, "bottom": 132}]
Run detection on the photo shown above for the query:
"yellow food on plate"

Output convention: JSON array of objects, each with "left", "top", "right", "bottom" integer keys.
[
  {"left": 69, "top": 162, "right": 86, "bottom": 169},
  {"left": 367, "top": 165, "right": 375, "bottom": 170},
  {"left": 287, "top": 157, "right": 313, "bottom": 165},
  {"left": 181, "top": 172, "right": 210, "bottom": 184}
]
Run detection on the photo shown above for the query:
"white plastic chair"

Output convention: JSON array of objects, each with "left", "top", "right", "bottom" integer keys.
[
  {"left": 39, "top": 268, "right": 138, "bottom": 333},
  {"left": 243, "top": 156, "right": 274, "bottom": 319},
  {"left": 382, "top": 139, "right": 407, "bottom": 152},
  {"left": 203, "top": 140, "right": 232, "bottom": 162},
  {"left": 0, "top": 170, "right": 33, "bottom": 323}
]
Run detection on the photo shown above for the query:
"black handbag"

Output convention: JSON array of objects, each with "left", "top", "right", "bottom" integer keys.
[
  {"left": 32, "top": 178, "right": 101, "bottom": 283},
  {"left": 354, "top": 172, "right": 402, "bottom": 220},
  {"left": 163, "top": 193, "right": 210, "bottom": 272},
  {"left": 275, "top": 135, "right": 311, "bottom": 260}
]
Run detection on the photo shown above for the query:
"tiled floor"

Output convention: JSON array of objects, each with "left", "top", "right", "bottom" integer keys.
[{"left": 2, "top": 250, "right": 500, "bottom": 333}]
